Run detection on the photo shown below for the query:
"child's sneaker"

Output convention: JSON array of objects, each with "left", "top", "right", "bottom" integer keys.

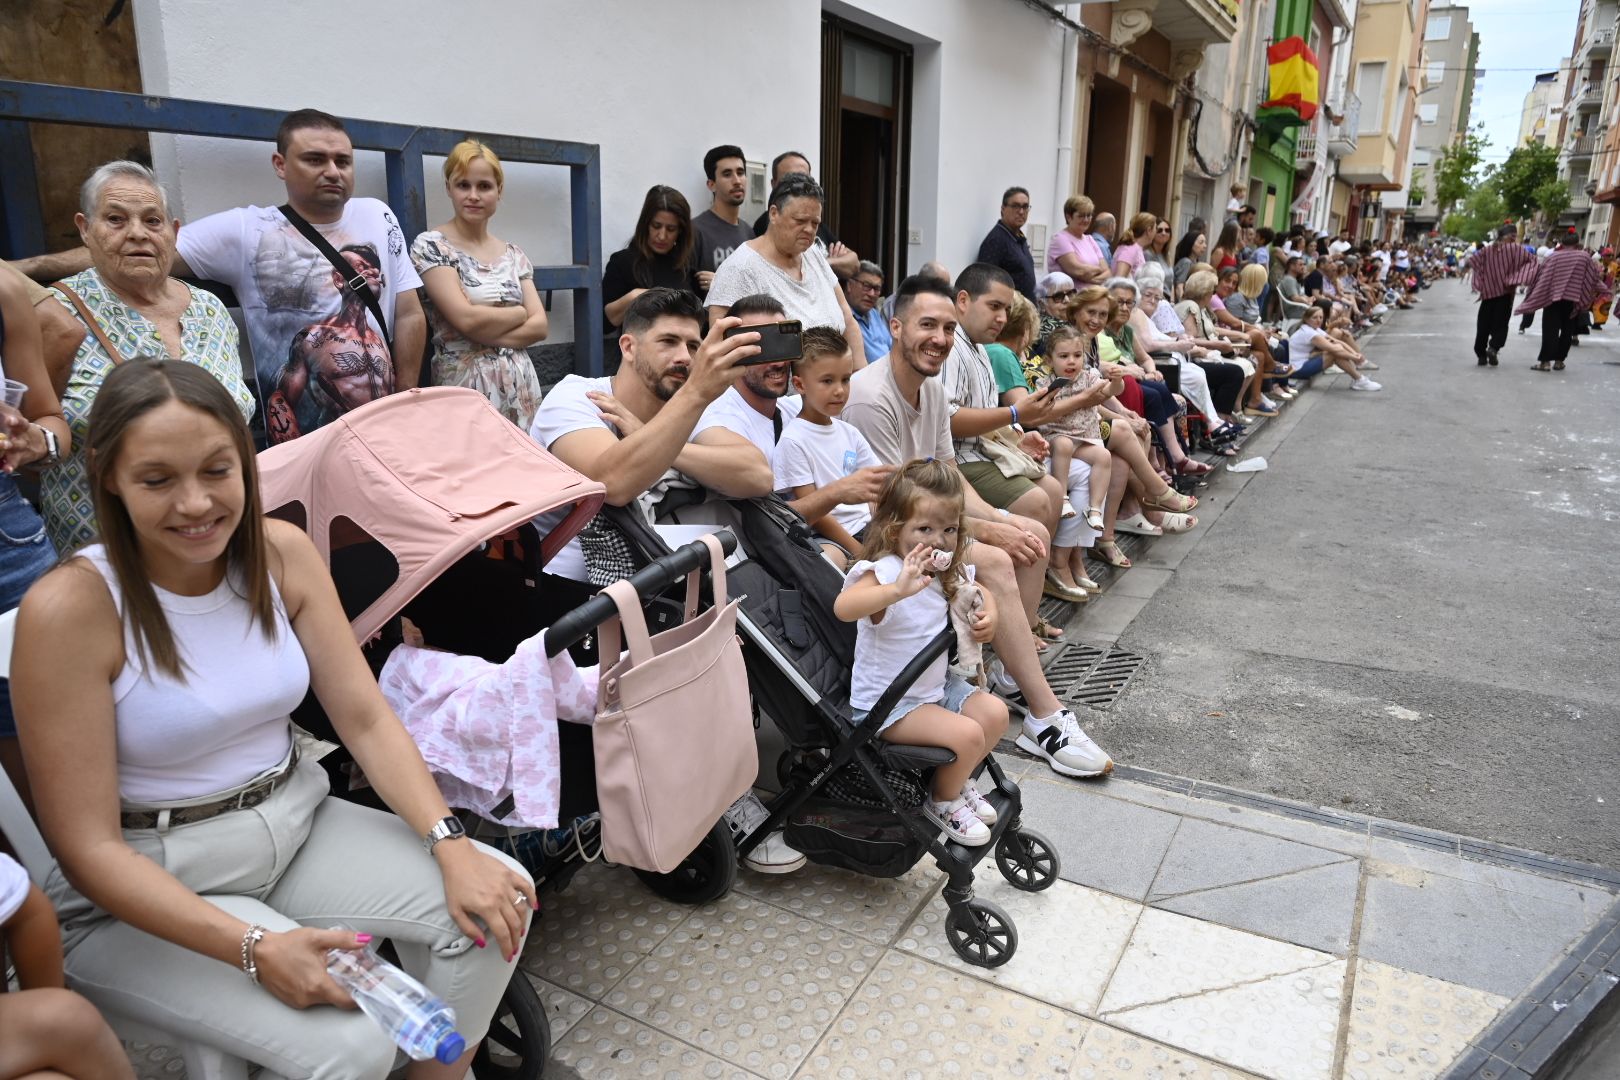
[
  {"left": 961, "top": 779, "right": 998, "bottom": 826},
  {"left": 925, "top": 796, "right": 992, "bottom": 846}
]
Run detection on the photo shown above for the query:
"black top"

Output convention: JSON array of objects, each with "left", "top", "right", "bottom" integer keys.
[
  {"left": 976, "top": 221, "right": 1037, "bottom": 304},
  {"left": 1303, "top": 270, "right": 1326, "bottom": 295},
  {"left": 602, "top": 247, "right": 697, "bottom": 331}
]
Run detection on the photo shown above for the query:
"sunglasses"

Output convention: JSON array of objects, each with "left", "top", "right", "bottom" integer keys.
[{"left": 1047, "top": 289, "right": 1075, "bottom": 302}]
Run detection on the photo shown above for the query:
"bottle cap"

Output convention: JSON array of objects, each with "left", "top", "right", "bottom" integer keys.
[{"left": 435, "top": 1033, "right": 467, "bottom": 1064}]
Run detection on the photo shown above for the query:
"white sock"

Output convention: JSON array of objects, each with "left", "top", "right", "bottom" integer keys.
[{"left": 1026, "top": 709, "right": 1066, "bottom": 733}]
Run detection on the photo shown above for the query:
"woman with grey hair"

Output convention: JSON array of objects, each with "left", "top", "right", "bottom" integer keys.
[
  {"left": 42, "top": 161, "right": 254, "bottom": 552},
  {"left": 706, "top": 174, "right": 864, "bottom": 363},
  {"left": 1126, "top": 265, "right": 1245, "bottom": 446}
]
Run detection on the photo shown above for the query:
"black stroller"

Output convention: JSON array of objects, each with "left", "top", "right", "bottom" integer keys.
[{"left": 608, "top": 496, "right": 1061, "bottom": 967}]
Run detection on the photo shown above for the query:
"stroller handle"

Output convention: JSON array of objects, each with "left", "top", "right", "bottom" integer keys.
[{"left": 545, "top": 531, "right": 738, "bottom": 657}]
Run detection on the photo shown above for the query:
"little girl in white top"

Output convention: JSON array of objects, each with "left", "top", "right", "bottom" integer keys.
[{"left": 833, "top": 460, "right": 1009, "bottom": 846}]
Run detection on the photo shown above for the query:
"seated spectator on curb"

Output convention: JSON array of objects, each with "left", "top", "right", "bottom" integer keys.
[
  {"left": 1276, "top": 256, "right": 1312, "bottom": 321},
  {"left": 750, "top": 152, "right": 858, "bottom": 277},
  {"left": 602, "top": 185, "right": 699, "bottom": 334},
  {"left": 1091, "top": 212, "right": 1117, "bottom": 270},
  {"left": 1113, "top": 212, "right": 1154, "bottom": 278},
  {"left": 1130, "top": 266, "right": 1245, "bottom": 440},
  {"left": 13, "top": 360, "right": 533, "bottom": 1078},
  {"left": 1211, "top": 267, "right": 1283, "bottom": 416},
  {"left": 708, "top": 174, "right": 865, "bottom": 363},
  {"left": 1099, "top": 277, "right": 1213, "bottom": 478},
  {"left": 692, "top": 144, "right": 755, "bottom": 296},
  {"left": 987, "top": 293, "right": 1040, "bottom": 400},
  {"left": 976, "top": 187, "right": 1038, "bottom": 304},
  {"left": 692, "top": 293, "right": 802, "bottom": 457},
  {"left": 411, "top": 140, "right": 548, "bottom": 429},
  {"left": 1287, "top": 305, "right": 1382, "bottom": 390},
  {"left": 844, "top": 260, "right": 892, "bottom": 363},
  {"left": 772, "top": 327, "right": 893, "bottom": 563},
  {"left": 1048, "top": 196, "right": 1110, "bottom": 285},
  {"left": 1172, "top": 229, "right": 1207, "bottom": 293},
  {"left": 843, "top": 275, "right": 1113, "bottom": 778},
  {"left": 1177, "top": 271, "right": 1260, "bottom": 419}
]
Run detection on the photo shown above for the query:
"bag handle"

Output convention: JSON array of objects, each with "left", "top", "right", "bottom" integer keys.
[
  {"left": 277, "top": 204, "right": 392, "bottom": 351},
  {"left": 597, "top": 533, "right": 730, "bottom": 667},
  {"left": 51, "top": 283, "right": 127, "bottom": 365}
]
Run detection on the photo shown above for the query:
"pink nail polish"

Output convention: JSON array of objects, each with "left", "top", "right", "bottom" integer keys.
[
  {"left": 355, "top": 933, "right": 372, "bottom": 945},
  {"left": 475, "top": 937, "right": 486, "bottom": 948}
]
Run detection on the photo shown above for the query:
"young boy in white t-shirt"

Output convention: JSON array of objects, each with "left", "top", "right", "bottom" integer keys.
[{"left": 772, "top": 327, "right": 890, "bottom": 564}]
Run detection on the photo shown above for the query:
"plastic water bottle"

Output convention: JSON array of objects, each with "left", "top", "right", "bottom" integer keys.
[{"left": 325, "top": 942, "right": 466, "bottom": 1064}]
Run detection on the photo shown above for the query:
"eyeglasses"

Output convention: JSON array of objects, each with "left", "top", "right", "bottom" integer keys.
[
  {"left": 853, "top": 279, "right": 883, "bottom": 293},
  {"left": 1047, "top": 290, "right": 1075, "bottom": 302},
  {"left": 1005, "top": 201, "right": 1031, "bottom": 211}
]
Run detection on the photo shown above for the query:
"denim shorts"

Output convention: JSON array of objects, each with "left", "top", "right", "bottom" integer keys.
[
  {"left": 0, "top": 477, "right": 57, "bottom": 738},
  {"left": 853, "top": 673, "right": 984, "bottom": 734}
]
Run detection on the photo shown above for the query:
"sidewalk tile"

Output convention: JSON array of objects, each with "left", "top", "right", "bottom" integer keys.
[
  {"left": 1017, "top": 777, "right": 1181, "bottom": 900},
  {"left": 798, "top": 951, "right": 1087, "bottom": 1079},
  {"left": 1359, "top": 866, "right": 1599, "bottom": 998},
  {"left": 524, "top": 974, "right": 594, "bottom": 1041},
  {"left": 896, "top": 875, "right": 1140, "bottom": 1013},
  {"left": 1099, "top": 908, "right": 1338, "bottom": 1013},
  {"left": 1072, "top": 1022, "right": 1263, "bottom": 1079},
  {"left": 735, "top": 861, "right": 942, "bottom": 945},
  {"left": 521, "top": 864, "right": 690, "bottom": 1000},
  {"left": 1156, "top": 860, "right": 1361, "bottom": 955},
  {"left": 1341, "top": 959, "right": 1510, "bottom": 1080},
  {"left": 1103, "top": 568, "right": 1174, "bottom": 600},
  {"left": 1147, "top": 817, "right": 1352, "bottom": 901},
  {"left": 551, "top": 1007, "right": 765, "bottom": 1079},
  {"left": 1101, "top": 962, "right": 1345, "bottom": 1080},
  {"left": 605, "top": 894, "right": 880, "bottom": 1079},
  {"left": 1371, "top": 838, "right": 1616, "bottom": 918}
]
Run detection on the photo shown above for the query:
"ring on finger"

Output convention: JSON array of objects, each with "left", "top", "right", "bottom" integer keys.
[{"left": 512, "top": 892, "right": 527, "bottom": 907}]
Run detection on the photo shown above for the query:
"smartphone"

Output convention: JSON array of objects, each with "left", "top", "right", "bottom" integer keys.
[
  {"left": 725, "top": 320, "right": 803, "bottom": 365},
  {"left": 1042, "top": 377, "right": 1073, "bottom": 393}
]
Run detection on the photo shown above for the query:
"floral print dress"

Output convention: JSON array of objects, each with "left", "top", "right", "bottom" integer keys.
[{"left": 410, "top": 232, "right": 544, "bottom": 429}]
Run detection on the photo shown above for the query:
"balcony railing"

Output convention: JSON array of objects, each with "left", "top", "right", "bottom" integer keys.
[
  {"left": 1296, "top": 130, "right": 1318, "bottom": 166},
  {"left": 1328, "top": 89, "right": 1360, "bottom": 155},
  {"left": 1584, "top": 26, "right": 1615, "bottom": 59},
  {"left": 1571, "top": 192, "right": 1594, "bottom": 212},
  {"left": 1575, "top": 82, "right": 1603, "bottom": 111},
  {"left": 1570, "top": 133, "right": 1597, "bottom": 158}
]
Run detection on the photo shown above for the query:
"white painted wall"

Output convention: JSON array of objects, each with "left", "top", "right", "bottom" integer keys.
[{"left": 129, "top": 0, "right": 1072, "bottom": 342}]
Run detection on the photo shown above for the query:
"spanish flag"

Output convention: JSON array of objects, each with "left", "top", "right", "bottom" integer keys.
[{"left": 1261, "top": 35, "right": 1320, "bottom": 122}]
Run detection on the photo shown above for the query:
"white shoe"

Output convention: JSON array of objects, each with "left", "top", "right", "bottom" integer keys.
[
  {"left": 986, "top": 658, "right": 1022, "bottom": 700},
  {"left": 1060, "top": 499, "right": 1078, "bottom": 519},
  {"left": 1115, "top": 513, "right": 1163, "bottom": 537},
  {"left": 1350, "top": 377, "right": 1383, "bottom": 391},
  {"left": 1261, "top": 395, "right": 1279, "bottom": 410},
  {"left": 1074, "top": 575, "right": 1101, "bottom": 592},
  {"left": 961, "top": 779, "right": 998, "bottom": 826},
  {"left": 724, "top": 792, "right": 806, "bottom": 873},
  {"left": 1016, "top": 711, "right": 1114, "bottom": 778},
  {"left": 926, "top": 797, "right": 992, "bottom": 846}
]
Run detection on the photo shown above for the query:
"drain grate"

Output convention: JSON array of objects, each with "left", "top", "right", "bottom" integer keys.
[
  {"left": 1039, "top": 641, "right": 1107, "bottom": 683},
  {"left": 1033, "top": 642, "right": 1147, "bottom": 711}
]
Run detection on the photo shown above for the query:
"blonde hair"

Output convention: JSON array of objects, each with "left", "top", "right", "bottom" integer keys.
[
  {"left": 860, "top": 460, "right": 969, "bottom": 604},
  {"left": 1183, "top": 270, "right": 1219, "bottom": 302},
  {"left": 998, "top": 293, "right": 1038, "bottom": 355},
  {"left": 1063, "top": 195, "right": 1096, "bottom": 220},
  {"left": 1062, "top": 284, "right": 1111, "bottom": 328},
  {"left": 1238, "top": 263, "right": 1268, "bottom": 299},
  {"left": 1128, "top": 211, "right": 1157, "bottom": 241},
  {"left": 443, "top": 139, "right": 505, "bottom": 189}
]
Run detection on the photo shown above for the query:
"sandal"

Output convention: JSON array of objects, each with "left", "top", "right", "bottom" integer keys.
[
  {"left": 1114, "top": 512, "right": 1163, "bottom": 536},
  {"left": 1083, "top": 507, "right": 1105, "bottom": 531},
  {"left": 1554, "top": 361, "right": 1566, "bottom": 370},
  {"left": 1532, "top": 362, "right": 1551, "bottom": 371},
  {"left": 1042, "top": 571, "right": 1089, "bottom": 604},
  {"left": 1094, "top": 540, "right": 1132, "bottom": 568},
  {"left": 1033, "top": 615, "right": 1066, "bottom": 639},
  {"left": 1158, "top": 512, "right": 1198, "bottom": 534},
  {"left": 1141, "top": 488, "right": 1198, "bottom": 513},
  {"left": 1175, "top": 458, "right": 1214, "bottom": 476}
]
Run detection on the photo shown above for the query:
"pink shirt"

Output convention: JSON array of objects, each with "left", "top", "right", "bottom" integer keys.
[
  {"left": 1048, "top": 229, "right": 1106, "bottom": 274},
  {"left": 1113, "top": 242, "right": 1145, "bottom": 276}
]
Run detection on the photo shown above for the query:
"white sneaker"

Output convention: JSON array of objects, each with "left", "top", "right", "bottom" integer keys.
[
  {"left": 1350, "top": 377, "right": 1383, "bottom": 391},
  {"left": 986, "top": 658, "right": 1023, "bottom": 701},
  {"left": 961, "top": 779, "right": 998, "bottom": 825},
  {"left": 1261, "top": 395, "right": 1279, "bottom": 410},
  {"left": 1016, "top": 711, "right": 1114, "bottom": 778},
  {"left": 926, "top": 797, "right": 992, "bottom": 846},
  {"left": 724, "top": 792, "right": 806, "bottom": 874}
]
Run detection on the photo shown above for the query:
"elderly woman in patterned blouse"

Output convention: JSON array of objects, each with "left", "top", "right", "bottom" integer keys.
[{"left": 43, "top": 161, "right": 254, "bottom": 552}]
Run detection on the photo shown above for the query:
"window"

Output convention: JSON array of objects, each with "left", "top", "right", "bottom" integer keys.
[
  {"left": 1426, "top": 14, "right": 1452, "bottom": 40},
  {"left": 1419, "top": 103, "right": 1440, "bottom": 125},
  {"left": 1358, "top": 61, "right": 1387, "bottom": 134},
  {"left": 1427, "top": 62, "right": 1446, "bottom": 86}
]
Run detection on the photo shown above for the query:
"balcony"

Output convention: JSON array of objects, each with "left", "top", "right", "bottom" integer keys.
[
  {"left": 1583, "top": 26, "right": 1615, "bottom": 60},
  {"left": 1571, "top": 192, "right": 1594, "bottom": 212},
  {"left": 1296, "top": 130, "right": 1318, "bottom": 166},
  {"left": 1109, "top": 0, "right": 1237, "bottom": 79},
  {"left": 1328, "top": 89, "right": 1361, "bottom": 156},
  {"left": 1575, "top": 82, "right": 1603, "bottom": 112},
  {"left": 1569, "top": 133, "right": 1597, "bottom": 158}
]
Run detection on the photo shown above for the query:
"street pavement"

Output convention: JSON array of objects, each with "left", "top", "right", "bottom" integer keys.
[{"left": 1075, "top": 279, "right": 1620, "bottom": 869}]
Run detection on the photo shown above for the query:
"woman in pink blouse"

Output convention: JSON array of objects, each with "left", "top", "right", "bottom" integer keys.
[
  {"left": 1112, "top": 212, "right": 1154, "bottom": 279},
  {"left": 1047, "top": 196, "right": 1110, "bottom": 285}
]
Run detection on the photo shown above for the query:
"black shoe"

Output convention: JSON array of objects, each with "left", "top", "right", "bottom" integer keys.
[
  {"left": 1487, "top": 348, "right": 1499, "bottom": 366},
  {"left": 1477, "top": 356, "right": 1488, "bottom": 366}
]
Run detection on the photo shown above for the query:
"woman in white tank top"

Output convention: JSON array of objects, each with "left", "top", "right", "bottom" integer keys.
[{"left": 10, "top": 359, "right": 534, "bottom": 1078}]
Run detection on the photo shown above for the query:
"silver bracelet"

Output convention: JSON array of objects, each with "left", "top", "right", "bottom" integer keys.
[{"left": 241, "top": 924, "right": 267, "bottom": 984}]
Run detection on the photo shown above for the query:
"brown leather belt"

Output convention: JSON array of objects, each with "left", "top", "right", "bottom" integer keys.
[{"left": 121, "top": 745, "right": 301, "bottom": 831}]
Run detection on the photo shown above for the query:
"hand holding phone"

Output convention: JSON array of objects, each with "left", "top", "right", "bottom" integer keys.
[{"left": 724, "top": 320, "right": 803, "bottom": 365}]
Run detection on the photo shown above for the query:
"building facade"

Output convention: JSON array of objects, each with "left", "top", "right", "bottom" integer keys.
[
  {"left": 1519, "top": 70, "right": 1567, "bottom": 149},
  {"left": 1284, "top": 0, "right": 1359, "bottom": 234},
  {"left": 1559, "top": 0, "right": 1618, "bottom": 244},
  {"left": 1405, "top": 3, "right": 1478, "bottom": 236},
  {"left": 1340, "top": 0, "right": 1432, "bottom": 239}
]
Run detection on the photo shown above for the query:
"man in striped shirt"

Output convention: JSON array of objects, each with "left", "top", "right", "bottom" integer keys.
[
  {"left": 1517, "top": 229, "right": 1611, "bottom": 372},
  {"left": 1470, "top": 222, "right": 1537, "bottom": 366}
]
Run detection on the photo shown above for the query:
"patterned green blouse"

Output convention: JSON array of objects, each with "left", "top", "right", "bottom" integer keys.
[{"left": 42, "top": 269, "right": 255, "bottom": 553}]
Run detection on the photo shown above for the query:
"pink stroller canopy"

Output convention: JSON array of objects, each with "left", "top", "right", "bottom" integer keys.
[{"left": 257, "top": 387, "right": 604, "bottom": 642}]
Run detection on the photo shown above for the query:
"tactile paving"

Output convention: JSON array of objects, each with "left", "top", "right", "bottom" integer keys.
[
  {"left": 550, "top": 1006, "right": 765, "bottom": 1079},
  {"left": 735, "top": 859, "right": 943, "bottom": 944},
  {"left": 1342, "top": 958, "right": 1510, "bottom": 1080},
  {"left": 896, "top": 874, "right": 1140, "bottom": 1014},
  {"left": 520, "top": 862, "right": 692, "bottom": 1000},
  {"left": 800, "top": 950, "right": 1088, "bottom": 1079},
  {"left": 1072, "top": 1022, "right": 1263, "bottom": 1079},
  {"left": 525, "top": 972, "right": 595, "bottom": 1041},
  {"left": 605, "top": 894, "right": 881, "bottom": 1078}
]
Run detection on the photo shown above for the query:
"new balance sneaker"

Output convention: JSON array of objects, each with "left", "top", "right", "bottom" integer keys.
[
  {"left": 723, "top": 792, "right": 806, "bottom": 874},
  {"left": 961, "top": 779, "right": 998, "bottom": 826},
  {"left": 985, "top": 657, "right": 1023, "bottom": 702},
  {"left": 925, "top": 796, "right": 992, "bottom": 846},
  {"left": 1017, "top": 711, "right": 1114, "bottom": 778},
  {"left": 1350, "top": 377, "right": 1383, "bottom": 392}
]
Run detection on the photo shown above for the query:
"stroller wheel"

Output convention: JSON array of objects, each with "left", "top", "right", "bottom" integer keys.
[
  {"left": 472, "top": 970, "right": 551, "bottom": 1079},
  {"left": 945, "top": 898, "right": 1018, "bottom": 968},
  {"left": 995, "top": 827, "right": 1060, "bottom": 892},
  {"left": 632, "top": 819, "right": 738, "bottom": 905}
]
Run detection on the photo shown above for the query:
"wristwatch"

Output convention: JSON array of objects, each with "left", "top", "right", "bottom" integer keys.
[
  {"left": 423, "top": 815, "right": 467, "bottom": 854},
  {"left": 33, "top": 425, "right": 60, "bottom": 468}
]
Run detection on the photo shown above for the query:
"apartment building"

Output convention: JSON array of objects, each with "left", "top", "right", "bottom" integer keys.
[
  {"left": 1563, "top": 0, "right": 1620, "bottom": 244},
  {"left": 1340, "top": 0, "right": 1432, "bottom": 238},
  {"left": 1404, "top": 3, "right": 1479, "bottom": 236}
]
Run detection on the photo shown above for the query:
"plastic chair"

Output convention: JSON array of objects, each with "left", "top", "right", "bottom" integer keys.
[{"left": 0, "top": 608, "right": 251, "bottom": 1080}]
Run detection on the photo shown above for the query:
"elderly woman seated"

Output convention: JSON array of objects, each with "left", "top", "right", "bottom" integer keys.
[
  {"left": 1211, "top": 266, "right": 1292, "bottom": 411},
  {"left": 1126, "top": 265, "right": 1246, "bottom": 447},
  {"left": 1034, "top": 271, "right": 1076, "bottom": 355},
  {"left": 1176, "top": 271, "right": 1266, "bottom": 421},
  {"left": 1099, "top": 277, "right": 1213, "bottom": 478}
]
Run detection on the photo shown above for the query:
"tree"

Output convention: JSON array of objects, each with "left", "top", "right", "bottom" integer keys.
[
  {"left": 1433, "top": 127, "right": 1490, "bottom": 218},
  {"left": 1536, "top": 178, "right": 1571, "bottom": 223},
  {"left": 1496, "top": 142, "right": 1561, "bottom": 222},
  {"left": 1441, "top": 173, "right": 1506, "bottom": 243}
]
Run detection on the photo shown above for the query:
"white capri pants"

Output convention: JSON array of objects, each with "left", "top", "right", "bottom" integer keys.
[
  {"left": 1166, "top": 358, "right": 1222, "bottom": 421},
  {"left": 47, "top": 755, "right": 530, "bottom": 1080},
  {"left": 1053, "top": 457, "right": 1102, "bottom": 548}
]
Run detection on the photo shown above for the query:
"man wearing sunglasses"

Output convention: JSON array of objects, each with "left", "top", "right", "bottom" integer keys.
[{"left": 975, "top": 186, "right": 1038, "bottom": 304}]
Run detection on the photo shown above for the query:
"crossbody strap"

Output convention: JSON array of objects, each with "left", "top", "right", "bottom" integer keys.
[
  {"left": 51, "top": 283, "right": 127, "bottom": 365},
  {"left": 277, "top": 204, "right": 392, "bottom": 350}
]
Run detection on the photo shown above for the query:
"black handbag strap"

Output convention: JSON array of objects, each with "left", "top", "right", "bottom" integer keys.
[{"left": 278, "top": 204, "right": 391, "bottom": 349}]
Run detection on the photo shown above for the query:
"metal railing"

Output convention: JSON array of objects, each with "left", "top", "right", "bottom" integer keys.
[
  {"left": 1584, "top": 26, "right": 1615, "bottom": 57},
  {"left": 0, "top": 79, "right": 606, "bottom": 376},
  {"left": 1571, "top": 192, "right": 1594, "bottom": 211},
  {"left": 1575, "top": 82, "right": 1604, "bottom": 110},
  {"left": 1295, "top": 130, "right": 1319, "bottom": 166},
  {"left": 1328, "top": 89, "right": 1361, "bottom": 154},
  {"left": 1570, "top": 133, "right": 1597, "bottom": 157}
]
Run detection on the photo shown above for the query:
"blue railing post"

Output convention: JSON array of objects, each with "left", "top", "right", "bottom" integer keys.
[
  {"left": 0, "top": 120, "right": 45, "bottom": 258},
  {"left": 572, "top": 144, "right": 604, "bottom": 378}
]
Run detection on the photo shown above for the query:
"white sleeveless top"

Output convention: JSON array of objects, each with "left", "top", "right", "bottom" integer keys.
[{"left": 79, "top": 546, "right": 309, "bottom": 804}]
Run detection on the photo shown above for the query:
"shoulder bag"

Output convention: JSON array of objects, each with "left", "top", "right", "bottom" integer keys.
[
  {"left": 51, "top": 283, "right": 127, "bottom": 365},
  {"left": 979, "top": 425, "right": 1044, "bottom": 480},
  {"left": 277, "top": 204, "right": 391, "bottom": 351}
]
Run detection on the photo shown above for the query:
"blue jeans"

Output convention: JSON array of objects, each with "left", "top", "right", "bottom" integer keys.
[
  {"left": 1292, "top": 354, "right": 1326, "bottom": 379},
  {"left": 0, "top": 476, "right": 58, "bottom": 737}
]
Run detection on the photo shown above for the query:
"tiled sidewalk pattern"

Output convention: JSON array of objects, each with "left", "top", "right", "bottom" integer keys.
[{"left": 510, "top": 755, "right": 1612, "bottom": 1080}]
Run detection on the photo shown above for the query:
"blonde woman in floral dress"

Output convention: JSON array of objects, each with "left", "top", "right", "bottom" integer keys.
[{"left": 411, "top": 141, "right": 549, "bottom": 427}]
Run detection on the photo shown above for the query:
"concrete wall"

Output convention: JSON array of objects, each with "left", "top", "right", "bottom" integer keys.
[{"left": 130, "top": 0, "right": 1070, "bottom": 344}]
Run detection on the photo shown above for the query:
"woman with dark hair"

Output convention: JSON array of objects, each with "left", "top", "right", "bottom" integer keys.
[
  {"left": 1172, "top": 230, "right": 1207, "bottom": 293},
  {"left": 1210, "top": 221, "right": 1241, "bottom": 271},
  {"left": 12, "top": 359, "right": 534, "bottom": 1078},
  {"left": 1144, "top": 219, "right": 1174, "bottom": 270},
  {"left": 603, "top": 184, "right": 699, "bottom": 331}
]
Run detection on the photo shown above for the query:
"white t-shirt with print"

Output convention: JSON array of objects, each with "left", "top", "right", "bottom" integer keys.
[
  {"left": 528, "top": 375, "right": 617, "bottom": 581},
  {"left": 772, "top": 415, "right": 880, "bottom": 537},
  {"left": 0, "top": 852, "right": 30, "bottom": 924},
  {"left": 692, "top": 386, "right": 801, "bottom": 459}
]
